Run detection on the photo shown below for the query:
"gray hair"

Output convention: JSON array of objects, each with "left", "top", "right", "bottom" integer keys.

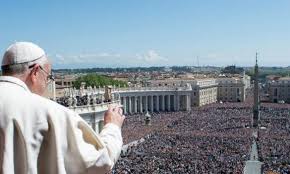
[{"left": 1, "top": 56, "right": 49, "bottom": 75}]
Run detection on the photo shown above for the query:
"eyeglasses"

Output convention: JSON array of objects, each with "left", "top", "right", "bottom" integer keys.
[
  {"left": 39, "top": 66, "right": 55, "bottom": 82},
  {"left": 29, "top": 64, "right": 55, "bottom": 82}
]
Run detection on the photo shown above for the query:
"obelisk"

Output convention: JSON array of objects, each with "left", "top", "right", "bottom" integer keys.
[{"left": 252, "top": 53, "right": 260, "bottom": 128}]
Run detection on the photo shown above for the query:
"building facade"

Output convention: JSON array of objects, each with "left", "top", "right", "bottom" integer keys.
[
  {"left": 191, "top": 79, "right": 218, "bottom": 106},
  {"left": 148, "top": 79, "right": 218, "bottom": 107},
  {"left": 268, "top": 77, "right": 290, "bottom": 103},
  {"left": 119, "top": 86, "right": 192, "bottom": 114},
  {"left": 216, "top": 77, "right": 246, "bottom": 102}
]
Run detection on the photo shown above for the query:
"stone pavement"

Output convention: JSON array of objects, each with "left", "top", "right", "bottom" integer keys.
[{"left": 243, "top": 132, "right": 263, "bottom": 174}]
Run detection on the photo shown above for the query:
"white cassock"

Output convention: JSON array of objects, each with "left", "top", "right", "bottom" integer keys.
[{"left": 0, "top": 76, "right": 123, "bottom": 174}]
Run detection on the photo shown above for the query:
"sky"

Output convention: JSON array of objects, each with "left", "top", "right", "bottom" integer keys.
[{"left": 1, "top": 0, "right": 290, "bottom": 69}]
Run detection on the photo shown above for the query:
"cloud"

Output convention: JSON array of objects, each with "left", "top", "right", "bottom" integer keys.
[
  {"left": 96, "top": 53, "right": 121, "bottom": 57},
  {"left": 136, "top": 50, "right": 168, "bottom": 63},
  {"left": 51, "top": 50, "right": 168, "bottom": 67},
  {"left": 54, "top": 54, "right": 66, "bottom": 64},
  {"left": 206, "top": 53, "right": 218, "bottom": 59},
  {"left": 53, "top": 52, "right": 121, "bottom": 64},
  {"left": 77, "top": 53, "right": 121, "bottom": 58}
]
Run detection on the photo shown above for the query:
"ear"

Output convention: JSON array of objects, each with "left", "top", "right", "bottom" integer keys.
[{"left": 29, "top": 64, "right": 40, "bottom": 83}]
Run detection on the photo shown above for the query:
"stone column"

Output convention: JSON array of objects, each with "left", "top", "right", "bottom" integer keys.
[
  {"left": 98, "top": 120, "right": 104, "bottom": 133},
  {"left": 162, "top": 95, "right": 165, "bottom": 111},
  {"left": 156, "top": 95, "right": 160, "bottom": 112},
  {"left": 174, "top": 95, "right": 178, "bottom": 111},
  {"left": 121, "top": 97, "right": 123, "bottom": 107},
  {"left": 177, "top": 95, "right": 180, "bottom": 111},
  {"left": 123, "top": 97, "right": 127, "bottom": 114},
  {"left": 145, "top": 95, "right": 148, "bottom": 112},
  {"left": 91, "top": 114, "right": 96, "bottom": 131},
  {"left": 167, "top": 95, "right": 171, "bottom": 111},
  {"left": 134, "top": 96, "right": 138, "bottom": 113},
  {"left": 139, "top": 96, "right": 143, "bottom": 113},
  {"left": 128, "top": 96, "right": 132, "bottom": 114},
  {"left": 151, "top": 95, "right": 154, "bottom": 112},
  {"left": 186, "top": 94, "right": 191, "bottom": 111}
]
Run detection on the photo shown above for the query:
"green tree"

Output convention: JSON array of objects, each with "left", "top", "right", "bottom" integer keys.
[{"left": 73, "top": 74, "right": 128, "bottom": 89}]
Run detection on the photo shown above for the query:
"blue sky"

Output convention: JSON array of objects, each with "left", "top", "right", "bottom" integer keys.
[{"left": 1, "top": 0, "right": 290, "bottom": 68}]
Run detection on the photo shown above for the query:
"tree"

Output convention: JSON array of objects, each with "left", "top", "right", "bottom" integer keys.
[{"left": 73, "top": 74, "right": 128, "bottom": 89}]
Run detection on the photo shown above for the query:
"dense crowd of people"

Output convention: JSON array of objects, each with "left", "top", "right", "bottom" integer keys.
[
  {"left": 111, "top": 102, "right": 290, "bottom": 174},
  {"left": 114, "top": 103, "right": 254, "bottom": 173},
  {"left": 56, "top": 92, "right": 290, "bottom": 173},
  {"left": 258, "top": 103, "right": 290, "bottom": 173}
]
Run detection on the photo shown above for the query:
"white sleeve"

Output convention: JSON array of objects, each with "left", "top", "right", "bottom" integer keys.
[
  {"left": 65, "top": 114, "right": 123, "bottom": 174},
  {"left": 99, "top": 123, "right": 123, "bottom": 163}
]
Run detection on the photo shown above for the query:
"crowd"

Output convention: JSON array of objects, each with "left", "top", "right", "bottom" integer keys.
[
  {"left": 112, "top": 102, "right": 290, "bottom": 173},
  {"left": 113, "top": 103, "right": 254, "bottom": 173},
  {"left": 56, "top": 91, "right": 290, "bottom": 173},
  {"left": 258, "top": 103, "right": 290, "bottom": 174}
]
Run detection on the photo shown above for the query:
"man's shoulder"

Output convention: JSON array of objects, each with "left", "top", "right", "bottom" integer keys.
[{"left": 31, "top": 93, "right": 75, "bottom": 115}]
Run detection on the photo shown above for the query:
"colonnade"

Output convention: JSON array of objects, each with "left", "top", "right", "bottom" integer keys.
[{"left": 120, "top": 93, "right": 191, "bottom": 114}]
